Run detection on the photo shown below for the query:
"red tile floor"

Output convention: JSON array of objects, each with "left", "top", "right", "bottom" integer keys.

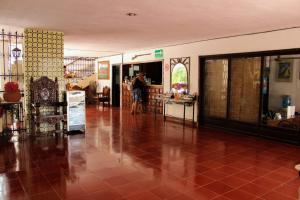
[{"left": 1, "top": 106, "right": 300, "bottom": 200}]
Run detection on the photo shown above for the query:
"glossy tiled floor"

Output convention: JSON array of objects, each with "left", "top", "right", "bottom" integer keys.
[{"left": 1, "top": 106, "right": 300, "bottom": 200}]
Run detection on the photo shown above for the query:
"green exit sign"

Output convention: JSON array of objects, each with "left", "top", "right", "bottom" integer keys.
[{"left": 154, "top": 49, "right": 163, "bottom": 59}]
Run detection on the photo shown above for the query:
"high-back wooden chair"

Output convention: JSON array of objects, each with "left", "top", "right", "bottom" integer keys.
[{"left": 30, "top": 76, "right": 67, "bottom": 135}]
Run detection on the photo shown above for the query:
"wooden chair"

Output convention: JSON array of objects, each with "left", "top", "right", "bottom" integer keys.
[
  {"left": 86, "top": 81, "right": 98, "bottom": 104},
  {"left": 98, "top": 86, "right": 110, "bottom": 108},
  {"left": 30, "top": 76, "right": 67, "bottom": 135}
]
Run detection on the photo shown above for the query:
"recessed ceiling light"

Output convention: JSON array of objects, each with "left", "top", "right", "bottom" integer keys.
[{"left": 126, "top": 12, "right": 137, "bottom": 17}]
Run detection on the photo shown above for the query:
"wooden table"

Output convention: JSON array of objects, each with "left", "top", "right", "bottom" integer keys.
[
  {"left": 0, "top": 101, "right": 25, "bottom": 134},
  {"left": 155, "top": 96, "right": 196, "bottom": 127}
]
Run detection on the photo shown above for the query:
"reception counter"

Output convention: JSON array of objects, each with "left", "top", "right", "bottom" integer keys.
[{"left": 122, "top": 84, "right": 163, "bottom": 113}]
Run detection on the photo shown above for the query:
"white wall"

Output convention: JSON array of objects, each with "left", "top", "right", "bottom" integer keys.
[{"left": 96, "top": 28, "right": 300, "bottom": 121}]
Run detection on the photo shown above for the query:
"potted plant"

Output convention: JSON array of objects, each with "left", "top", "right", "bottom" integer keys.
[{"left": 3, "top": 82, "right": 21, "bottom": 102}]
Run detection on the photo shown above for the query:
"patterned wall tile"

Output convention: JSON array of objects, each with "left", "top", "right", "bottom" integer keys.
[{"left": 24, "top": 28, "right": 65, "bottom": 132}]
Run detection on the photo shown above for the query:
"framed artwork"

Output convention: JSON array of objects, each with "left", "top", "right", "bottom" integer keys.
[
  {"left": 276, "top": 60, "right": 293, "bottom": 82},
  {"left": 170, "top": 57, "right": 190, "bottom": 92},
  {"left": 98, "top": 61, "right": 110, "bottom": 80}
]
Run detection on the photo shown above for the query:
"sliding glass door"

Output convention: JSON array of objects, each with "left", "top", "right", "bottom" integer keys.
[
  {"left": 229, "top": 57, "right": 261, "bottom": 123},
  {"left": 204, "top": 59, "right": 228, "bottom": 119},
  {"left": 202, "top": 56, "right": 262, "bottom": 125}
]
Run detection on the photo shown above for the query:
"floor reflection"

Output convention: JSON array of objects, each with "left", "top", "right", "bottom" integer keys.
[{"left": 0, "top": 106, "right": 299, "bottom": 200}]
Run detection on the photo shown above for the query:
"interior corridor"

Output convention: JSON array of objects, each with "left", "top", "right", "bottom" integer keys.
[{"left": 0, "top": 106, "right": 300, "bottom": 200}]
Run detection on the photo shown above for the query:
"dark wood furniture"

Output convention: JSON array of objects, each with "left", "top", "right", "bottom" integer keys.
[
  {"left": 30, "top": 76, "right": 67, "bottom": 135},
  {"left": 98, "top": 86, "right": 110, "bottom": 108},
  {"left": 122, "top": 84, "right": 163, "bottom": 113},
  {"left": 154, "top": 96, "right": 196, "bottom": 126},
  {"left": 86, "top": 81, "right": 98, "bottom": 104},
  {"left": 0, "top": 102, "right": 25, "bottom": 138}
]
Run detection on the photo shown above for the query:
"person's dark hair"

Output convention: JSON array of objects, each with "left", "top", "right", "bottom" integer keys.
[{"left": 138, "top": 72, "right": 145, "bottom": 76}]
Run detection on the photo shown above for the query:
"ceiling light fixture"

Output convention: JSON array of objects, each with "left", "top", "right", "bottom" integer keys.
[{"left": 126, "top": 12, "right": 137, "bottom": 17}]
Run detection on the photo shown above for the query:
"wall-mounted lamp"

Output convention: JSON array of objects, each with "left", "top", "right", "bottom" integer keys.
[
  {"left": 132, "top": 53, "right": 151, "bottom": 60},
  {"left": 12, "top": 47, "right": 21, "bottom": 58},
  {"left": 12, "top": 31, "right": 21, "bottom": 58}
]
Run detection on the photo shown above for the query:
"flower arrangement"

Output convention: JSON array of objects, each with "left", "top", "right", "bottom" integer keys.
[
  {"left": 4, "top": 82, "right": 19, "bottom": 92},
  {"left": 172, "top": 83, "right": 187, "bottom": 90}
]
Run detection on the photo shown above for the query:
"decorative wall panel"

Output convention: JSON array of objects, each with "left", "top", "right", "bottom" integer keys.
[{"left": 24, "top": 28, "right": 65, "bottom": 132}]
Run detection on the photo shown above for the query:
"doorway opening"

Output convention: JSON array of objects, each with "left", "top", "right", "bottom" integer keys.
[{"left": 112, "top": 65, "right": 120, "bottom": 107}]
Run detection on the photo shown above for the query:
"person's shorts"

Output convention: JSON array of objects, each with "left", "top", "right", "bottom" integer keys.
[{"left": 132, "top": 88, "right": 142, "bottom": 102}]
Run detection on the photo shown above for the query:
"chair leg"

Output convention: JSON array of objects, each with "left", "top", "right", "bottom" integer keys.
[
  {"left": 55, "top": 122, "right": 59, "bottom": 132},
  {"left": 37, "top": 123, "right": 40, "bottom": 135},
  {"left": 31, "top": 120, "right": 35, "bottom": 135}
]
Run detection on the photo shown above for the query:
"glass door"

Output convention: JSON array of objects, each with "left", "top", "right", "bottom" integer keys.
[
  {"left": 202, "top": 56, "right": 262, "bottom": 124},
  {"left": 229, "top": 57, "right": 261, "bottom": 123},
  {"left": 204, "top": 59, "right": 228, "bottom": 119}
]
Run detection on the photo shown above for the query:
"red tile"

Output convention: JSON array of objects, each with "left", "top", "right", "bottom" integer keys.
[
  {"left": 0, "top": 192, "right": 28, "bottom": 200},
  {"left": 150, "top": 185, "right": 182, "bottom": 199},
  {"left": 185, "top": 187, "right": 218, "bottom": 200},
  {"left": 127, "top": 191, "right": 161, "bottom": 200},
  {"left": 104, "top": 176, "right": 131, "bottom": 186},
  {"left": 245, "top": 166, "right": 270, "bottom": 176},
  {"left": 274, "top": 184, "right": 299, "bottom": 199},
  {"left": 79, "top": 180, "right": 110, "bottom": 193},
  {"left": 202, "top": 170, "right": 227, "bottom": 181},
  {"left": 171, "top": 193, "right": 196, "bottom": 200},
  {"left": 239, "top": 183, "right": 270, "bottom": 196},
  {"left": 195, "top": 165, "right": 210, "bottom": 174},
  {"left": 215, "top": 166, "right": 240, "bottom": 175},
  {"left": 87, "top": 188, "right": 122, "bottom": 200},
  {"left": 29, "top": 190, "right": 61, "bottom": 200},
  {"left": 115, "top": 182, "right": 144, "bottom": 197},
  {"left": 212, "top": 196, "right": 230, "bottom": 200},
  {"left": 223, "top": 189, "right": 256, "bottom": 200},
  {"left": 262, "top": 191, "right": 295, "bottom": 200},
  {"left": 53, "top": 183, "right": 87, "bottom": 199},
  {"left": 187, "top": 174, "right": 214, "bottom": 186},
  {"left": 204, "top": 181, "right": 233, "bottom": 195},
  {"left": 233, "top": 171, "right": 258, "bottom": 181},
  {"left": 220, "top": 175, "right": 249, "bottom": 188},
  {"left": 251, "top": 177, "right": 281, "bottom": 190},
  {"left": 1, "top": 107, "right": 300, "bottom": 200},
  {"left": 24, "top": 182, "right": 53, "bottom": 195}
]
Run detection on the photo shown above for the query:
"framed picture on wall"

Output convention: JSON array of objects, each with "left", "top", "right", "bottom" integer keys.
[
  {"left": 276, "top": 60, "right": 293, "bottom": 82},
  {"left": 170, "top": 57, "right": 190, "bottom": 93},
  {"left": 98, "top": 61, "right": 110, "bottom": 80}
]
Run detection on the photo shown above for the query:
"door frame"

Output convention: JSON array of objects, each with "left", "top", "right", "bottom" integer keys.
[
  {"left": 198, "top": 48, "right": 300, "bottom": 144},
  {"left": 111, "top": 64, "right": 121, "bottom": 107}
]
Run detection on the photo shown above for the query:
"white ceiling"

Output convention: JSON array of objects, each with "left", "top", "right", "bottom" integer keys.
[{"left": 0, "top": 0, "right": 300, "bottom": 57}]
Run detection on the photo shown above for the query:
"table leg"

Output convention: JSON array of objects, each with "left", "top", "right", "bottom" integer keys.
[
  {"left": 20, "top": 103, "right": 24, "bottom": 122},
  {"left": 183, "top": 103, "right": 186, "bottom": 126},
  {"left": 192, "top": 102, "right": 195, "bottom": 128},
  {"left": 5, "top": 109, "right": 7, "bottom": 128},
  {"left": 163, "top": 102, "right": 166, "bottom": 121},
  {"left": 154, "top": 99, "right": 157, "bottom": 119}
]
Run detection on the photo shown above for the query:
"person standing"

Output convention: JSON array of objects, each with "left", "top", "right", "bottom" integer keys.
[{"left": 131, "top": 72, "right": 146, "bottom": 114}]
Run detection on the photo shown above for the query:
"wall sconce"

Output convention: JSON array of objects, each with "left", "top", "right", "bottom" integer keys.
[
  {"left": 12, "top": 31, "right": 21, "bottom": 58},
  {"left": 12, "top": 47, "right": 21, "bottom": 58},
  {"left": 132, "top": 53, "right": 151, "bottom": 60}
]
